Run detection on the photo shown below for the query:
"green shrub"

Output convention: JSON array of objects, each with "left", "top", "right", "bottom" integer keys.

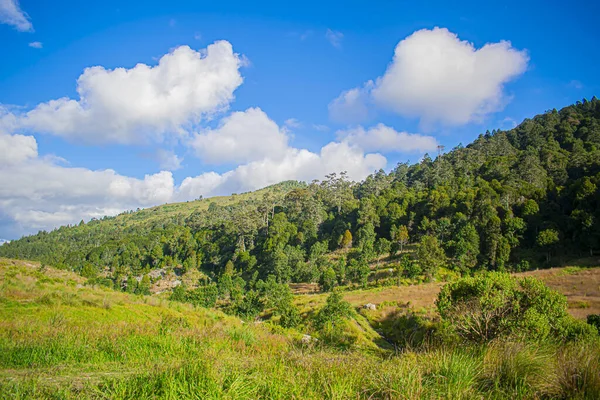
[
  {"left": 313, "top": 290, "right": 353, "bottom": 330},
  {"left": 377, "top": 311, "right": 441, "bottom": 349},
  {"left": 233, "top": 290, "right": 264, "bottom": 319},
  {"left": 587, "top": 314, "right": 600, "bottom": 334},
  {"left": 170, "top": 283, "right": 219, "bottom": 308},
  {"left": 436, "top": 272, "right": 593, "bottom": 343}
]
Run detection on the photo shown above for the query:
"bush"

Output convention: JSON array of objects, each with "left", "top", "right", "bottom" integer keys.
[
  {"left": 436, "top": 272, "right": 594, "bottom": 343},
  {"left": 588, "top": 314, "right": 600, "bottom": 334},
  {"left": 278, "top": 301, "right": 301, "bottom": 328},
  {"left": 378, "top": 310, "right": 441, "bottom": 348},
  {"left": 170, "top": 283, "right": 218, "bottom": 308},
  {"left": 314, "top": 290, "right": 353, "bottom": 330},
  {"left": 233, "top": 290, "right": 264, "bottom": 319}
]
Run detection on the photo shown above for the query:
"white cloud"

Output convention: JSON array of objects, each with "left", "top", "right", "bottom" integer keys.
[
  {"left": 189, "top": 107, "right": 289, "bottom": 164},
  {"left": 0, "top": 133, "right": 37, "bottom": 166},
  {"left": 328, "top": 83, "right": 373, "bottom": 124},
  {"left": 325, "top": 29, "right": 343, "bottom": 48},
  {"left": 337, "top": 124, "right": 438, "bottom": 153},
  {"left": 28, "top": 41, "right": 42, "bottom": 48},
  {"left": 2, "top": 41, "right": 244, "bottom": 144},
  {"left": 313, "top": 124, "right": 330, "bottom": 132},
  {"left": 284, "top": 118, "right": 302, "bottom": 128},
  {"left": 0, "top": 135, "right": 175, "bottom": 237},
  {"left": 156, "top": 149, "right": 183, "bottom": 171},
  {"left": 330, "top": 27, "right": 528, "bottom": 126},
  {"left": 0, "top": 129, "right": 385, "bottom": 238},
  {"left": 178, "top": 141, "right": 385, "bottom": 200},
  {"left": 0, "top": 0, "right": 33, "bottom": 32}
]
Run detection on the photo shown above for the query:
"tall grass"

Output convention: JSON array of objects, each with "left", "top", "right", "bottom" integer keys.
[{"left": 1, "top": 259, "right": 600, "bottom": 399}]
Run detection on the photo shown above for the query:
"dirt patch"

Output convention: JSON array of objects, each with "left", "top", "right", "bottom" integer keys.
[{"left": 296, "top": 267, "right": 600, "bottom": 320}]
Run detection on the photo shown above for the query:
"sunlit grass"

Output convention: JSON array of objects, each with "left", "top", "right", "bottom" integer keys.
[{"left": 1, "top": 258, "right": 600, "bottom": 399}]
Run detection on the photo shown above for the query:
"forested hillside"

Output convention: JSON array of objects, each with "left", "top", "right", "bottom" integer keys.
[{"left": 2, "top": 99, "right": 599, "bottom": 292}]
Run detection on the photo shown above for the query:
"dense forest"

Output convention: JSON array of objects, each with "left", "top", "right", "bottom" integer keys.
[{"left": 2, "top": 99, "right": 599, "bottom": 294}]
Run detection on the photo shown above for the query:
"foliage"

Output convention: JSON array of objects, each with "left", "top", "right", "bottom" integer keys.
[
  {"left": 416, "top": 235, "right": 446, "bottom": 280},
  {"left": 313, "top": 290, "right": 353, "bottom": 329},
  {"left": 587, "top": 314, "right": 600, "bottom": 334},
  {"left": 170, "top": 283, "right": 219, "bottom": 308},
  {"left": 1, "top": 99, "right": 600, "bottom": 298},
  {"left": 436, "top": 272, "right": 597, "bottom": 343}
]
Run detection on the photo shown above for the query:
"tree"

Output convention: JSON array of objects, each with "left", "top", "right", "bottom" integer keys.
[
  {"left": 314, "top": 290, "right": 353, "bottom": 329},
  {"left": 415, "top": 235, "right": 446, "bottom": 280},
  {"left": 320, "top": 266, "right": 337, "bottom": 292},
  {"left": 453, "top": 223, "right": 480, "bottom": 272},
  {"left": 347, "top": 259, "right": 370, "bottom": 287},
  {"left": 136, "top": 274, "right": 151, "bottom": 295},
  {"left": 390, "top": 225, "right": 410, "bottom": 253},
  {"left": 340, "top": 229, "right": 353, "bottom": 249},
  {"left": 537, "top": 229, "right": 559, "bottom": 262}
]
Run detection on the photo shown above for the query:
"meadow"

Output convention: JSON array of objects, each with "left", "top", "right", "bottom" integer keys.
[{"left": 1, "top": 258, "right": 599, "bottom": 399}]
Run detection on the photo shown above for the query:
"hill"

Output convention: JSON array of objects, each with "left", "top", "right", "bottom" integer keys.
[{"left": 1, "top": 99, "right": 599, "bottom": 292}]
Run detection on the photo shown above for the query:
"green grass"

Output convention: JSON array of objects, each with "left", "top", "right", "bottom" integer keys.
[{"left": 1, "top": 259, "right": 600, "bottom": 399}]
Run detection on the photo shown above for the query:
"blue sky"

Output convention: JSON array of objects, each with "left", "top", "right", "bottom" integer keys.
[{"left": 0, "top": 0, "right": 598, "bottom": 239}]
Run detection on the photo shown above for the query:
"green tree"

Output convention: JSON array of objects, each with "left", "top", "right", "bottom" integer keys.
[
  {"left": 415, "top": 235, "right": 446, "bottom": 280},
  {"left": 537, "top": 229, "right": 559, "bottom": 262},
  {"left": 314, "top": 290, "right": 353, "bottom": 329},
  {"left": 320, "top": 266, "right": 337, "bottom": 292},
  {"left": 136, "top": 274, "right": 151, "bottom": 295},
  {"left": 390, "top": 225, "right": 410, "bottom": 254},
  {"left": 453, "top": 223, "right": 480, "bottom": 272}
]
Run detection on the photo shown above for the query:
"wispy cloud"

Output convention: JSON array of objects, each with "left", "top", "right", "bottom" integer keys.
[
  {"left": 313, "top": 124, "right": 330, "bottom": 132},
  {"left": 0, "top": 0, "right": 33, "bottom": 32},
  {"left": 28, "top": 41, "right": 42, "bottom": 49},
  {"left": 284, "top": 118, "right": 302, "bottom": 128},
  {"left": 325, "top": 29, "right": 343, "bottom": 48},
  {"left": 300, "top": 30, "right": 312, "bottom": 41},
  {"left": 568, "top": 80, "right": 583, "bottom": 89}
]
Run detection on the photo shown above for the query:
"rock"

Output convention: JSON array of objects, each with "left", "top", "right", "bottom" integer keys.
[
  {"left": 363, "top": 303, "right": 377, "bottom": 310},
  {"left": 148, "top": 268, "right": 165, "bottom": 279},
  {"left": 301, "top": 334, "right": 318, "bottom": 344}
]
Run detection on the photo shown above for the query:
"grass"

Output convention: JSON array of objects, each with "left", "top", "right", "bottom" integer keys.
[{"left": 1, "top": 258, "right": 600, "bottom": 399}]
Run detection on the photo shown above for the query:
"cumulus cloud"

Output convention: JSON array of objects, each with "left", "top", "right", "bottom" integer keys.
[
  {"left": 337, "top": 124, "right": 438, "bottom": 153},
  {"left": 325, "top": 29, "right": 344, "bottom": 48},
  {"left": 155, "top": 149, "right": 183, "bottom": 171},
  {"left": 0, "top": 0, "right": 33, "bottom": 32},
  {"left": 0, "top": 130, "right": 385, "bottom": 238},
  {"left": 330, "top": 27, "right": 528, "bottom": 126},
  {"left": 0, "top": 133, "right": 175, "bottom": 237},
  {"left": 0, "top": 133, "right": 37, "bottom": 166},
  {"left": 178, "top": 142, "right": 386, "bottom": 201},
  {"left": 2, "top": 41, "right": 244, "bottom": 144},
  {"left": 189, "top": 107, "right": 289, "bottom": 164},
  {"left": 328, "top": 84, "right": 373, "bottom": 123}
]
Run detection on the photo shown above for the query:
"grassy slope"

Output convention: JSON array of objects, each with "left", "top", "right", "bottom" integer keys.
[
  {"left": 1, "top": 258, "right": 600, "bottom": 399},
  {"left": 86, "top": 181, "right": 301, "bottom": 230},
  {"left": 293, "top": 257, "right": 600, "bottom": 325}
]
